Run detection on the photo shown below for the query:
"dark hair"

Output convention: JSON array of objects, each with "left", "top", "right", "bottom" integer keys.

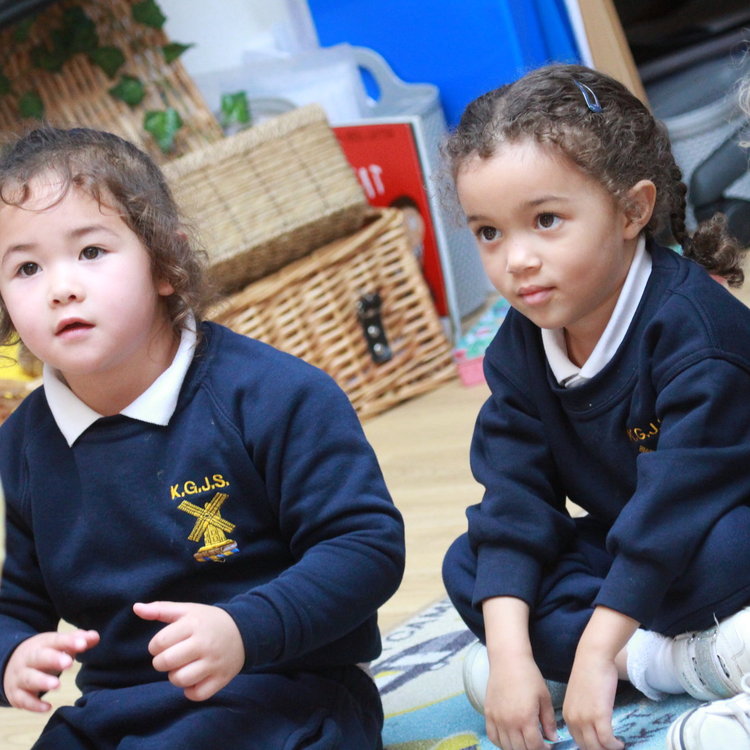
[
  {"left": 0, "top": 126, "right": 210, "bottom": 346},
  {"left": 444, "top": 63, "right": 744, "bottom": 286}
]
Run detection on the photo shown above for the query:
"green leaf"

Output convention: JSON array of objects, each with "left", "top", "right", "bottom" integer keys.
[
  {"left": 13, "top": 16, "right": 35, "bottom": 43},
  {"left": 29, "top": 7, "right": 99, "bottom": 72},
  {"left": 109, "top": 75, "right": 146, "bottom": 107},
  {"left": 30, "top": 42, "right": 68, "bottom": 72},
  {"left": 162, "top": 42, "right": 194, "bottom": 64},
  {"left": 19, "top": 91, "right": 44, "bottom": 119},
  {"left": 59, "top": 7, "right": 98, "bottom": 55},
  {"left": 144, "top": 108, "right": 183, "bottom": 153},
  {"left": 220, "top": 91, "right": 251, "bottom": 128},
  {"left": 132, "top": 0, "right": 167, "bottom": 29},
  {"left": 89, "top": 46, "right": 126, "bottom": 78},
  {"left": 0, "top": 73, "right": 12, "bottom": 97}
]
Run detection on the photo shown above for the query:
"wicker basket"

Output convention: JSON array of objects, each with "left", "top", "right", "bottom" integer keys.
[
  {"left": 208, "top": 208, "right": 456, "bottom": 419},
  {"left": 163, "top": 103, "right": 368, "bottom": 293},
  {"left": 0, "top": 0, "right": 223, "bottom": 163}
]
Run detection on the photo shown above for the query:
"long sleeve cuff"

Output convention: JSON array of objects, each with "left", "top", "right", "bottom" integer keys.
[
  {"left": 473, "top": 544, "right": 543, "bottom": 609},
  {"left": 217, "top": 593, "right": 286, "bottom": 669},
  {"left": 594, "top": 553, "right": 671, "bottom": 625}
]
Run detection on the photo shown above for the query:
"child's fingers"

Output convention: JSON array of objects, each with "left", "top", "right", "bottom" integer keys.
[
  {"left": 150, "top": 637, "right": 197, "bottom": 673},
  {"left": 73, "top": 629, "right": 100, "bottom": 650},
  {"left": 6, "top": 666, "right": 60, "bottom": 712},
  {"left": 42, "top": 629, "right": 99, "bottom": 658},
  {"left": 163, "top": 658, "right": 206, "bottom": 691},
  {"left": 63, "top": 629, "right": 100, "bottom": 655},
  {"left": 133, "top": 601, "right": 188, "bottom": 624},
  {"left": 182, "top": 674, "right": 223, "bottom": 703},
  {"left": 569, "top": 720, "right": 624, "bottom": 750},
  {"left": 3, "top": 630, "right": 100, "bottom": 713},
  {"left": 9, "top": 685, "right": 54, "bottom": 713},
  {"left": 28, "top": 645, "right": 73, "bottom": 674},
  {"left": 18, "top": 663, "right": 61, "bottom": 694},
  {"left": 134, "top": 602, "right": 195, "bottom": 658},
  {"left": 539, "top": 696, "right": 559, "bottom": 743}
]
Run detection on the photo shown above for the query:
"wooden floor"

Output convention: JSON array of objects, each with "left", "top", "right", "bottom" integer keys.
[{"left": 1, "top": 376, "right": 489, "bottom": 748}]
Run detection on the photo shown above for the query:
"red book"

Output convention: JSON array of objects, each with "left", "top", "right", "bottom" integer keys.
[{"left": 333, "top": 120, "right": 448, "bottom": 316}]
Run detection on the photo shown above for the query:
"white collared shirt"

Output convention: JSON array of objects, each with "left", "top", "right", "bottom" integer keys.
[
  {"left": 542, "top": 236, "right": 651, "bottom": 388},
  {"left": 44, "top": 322, "right": 197, "bottom": 447}
]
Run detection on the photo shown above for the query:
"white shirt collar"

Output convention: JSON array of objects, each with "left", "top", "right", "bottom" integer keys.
[
  {"left": 44, "top": 322, "right": 197, "bottom": 446},
  {"left": 542, "top": 236, "right": 651, "bottom": 388}
]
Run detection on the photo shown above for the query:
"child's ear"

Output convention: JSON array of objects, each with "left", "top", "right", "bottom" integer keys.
[
  {"left": 157, "top": 278, "right": 175, "bottom": 297},
  {"left": 623, "top": 180, "right": 656, "bottom": 239}
]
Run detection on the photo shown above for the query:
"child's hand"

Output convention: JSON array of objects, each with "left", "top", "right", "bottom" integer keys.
[
  {"left": 563, "top": 649, "right": 623, "bottom": 750},
  {"left": 133, "top": 601, "right": 245, "bottom": 702},
  {"left": 3, "top": 629, "right": 100, "bottom": 712},
  {"left": 484, "top": 656, "right": 558, "bottom": 750}
]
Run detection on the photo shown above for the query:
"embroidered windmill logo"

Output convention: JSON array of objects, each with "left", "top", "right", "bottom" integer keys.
[{"left": 178, "top": 492, "right": 239, "bottom": 563}]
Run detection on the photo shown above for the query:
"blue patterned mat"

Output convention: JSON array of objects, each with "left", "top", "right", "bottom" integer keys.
[{"left": 374, "top": 599, "right": 701, "bottom": 749}]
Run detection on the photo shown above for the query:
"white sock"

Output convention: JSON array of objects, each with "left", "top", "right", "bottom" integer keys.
[{"left": 626, "top": 628, "right": 684, "bottom": 701}]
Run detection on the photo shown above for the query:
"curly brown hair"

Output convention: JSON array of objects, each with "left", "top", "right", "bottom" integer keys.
[
  {"left": 444, "top": 63, "right": 744, "bottom": 287},
  {"left": 0, "top": 126, "right": 211, "bottom": 346}
]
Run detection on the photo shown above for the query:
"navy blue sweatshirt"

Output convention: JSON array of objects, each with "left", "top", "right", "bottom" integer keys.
[
  {"left": 0, "top": 322, "right": 405, "bottom": 702},
  {"left": 468, "top": 243, "right": 750, "bottom": 626}
]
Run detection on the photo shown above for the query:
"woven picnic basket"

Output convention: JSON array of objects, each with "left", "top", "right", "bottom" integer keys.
[
  {"left": 163, "top": 103, "right": 368, "bottom": 293},
  {"left": 207, "top": 208, "right": 456, "bottom": 419},
  {"left": 0, "top": 0, "right": 223, "bottom": 162}
]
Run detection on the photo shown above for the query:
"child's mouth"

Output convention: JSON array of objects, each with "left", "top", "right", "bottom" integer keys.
[{"left": 56, "top": 320, "right": 93, "bottom": 335}]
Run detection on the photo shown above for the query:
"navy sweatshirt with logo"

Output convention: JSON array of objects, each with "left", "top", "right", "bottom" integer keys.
[
  {"left": 0, "top": 322, "right": 405, "bottom": 701},
  {"left": 468, "top": 243, "right": 750, "bottom": 626}
]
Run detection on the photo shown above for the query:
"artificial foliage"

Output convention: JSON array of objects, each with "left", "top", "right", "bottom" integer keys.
[{"left": 0, "top": 0, "right": 197, "bottom": 154}]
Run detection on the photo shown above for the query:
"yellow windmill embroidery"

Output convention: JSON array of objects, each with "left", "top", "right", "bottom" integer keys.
[{"left": 178, "top": 492, "right": 239, "bottom": 562}]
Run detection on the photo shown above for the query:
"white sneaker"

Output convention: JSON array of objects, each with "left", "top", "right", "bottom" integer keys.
[
  {"left": 672, "top": 608, "right": 750, "bottom": 701},
  {"left": 666, "top": 674, "right": 750, "bottom": 749},
  {"left": 462, "top": 640, "right": 567, "bottom": 714}
]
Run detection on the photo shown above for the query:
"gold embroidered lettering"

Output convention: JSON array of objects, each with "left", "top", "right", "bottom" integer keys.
[
  {"left": 168, "top": 473, "right": 230, "bottom": 502},
  {"left": 626, "top": 418, "right": 661, "bottom": 444}
]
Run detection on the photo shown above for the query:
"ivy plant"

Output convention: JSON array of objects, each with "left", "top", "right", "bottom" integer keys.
[
  {"left": 2, "top": 0, "right": 195, "bottom": 154},
  {"left": 220, "top": 91, "right": 251, "bottom": 132},
  {"left": 143, "top": 107, "right": 183, "bottom": 152},
  {"left": 132, "top": 0, "right": 166, "bottom": 29}
]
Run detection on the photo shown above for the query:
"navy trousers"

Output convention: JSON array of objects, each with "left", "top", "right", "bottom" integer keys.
[
  {"left": 443, "top": 509, "right": 750, "bottom": 683},
  {"left": 32, "top": 666, "right": 383, "bottom": 750}
]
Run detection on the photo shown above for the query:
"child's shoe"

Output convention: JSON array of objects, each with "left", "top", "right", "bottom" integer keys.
[
  {"left": 672, "top": 608, "right": 750, "bottom": 701},
  {"left": 462, "top": 640, "right": 567, "bottom": 714},
  {"left": 666, "top": 674, "right": 750, "bottom": 749}
]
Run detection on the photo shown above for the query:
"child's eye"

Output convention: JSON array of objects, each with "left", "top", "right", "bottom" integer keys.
[
  {"left": 537, "top": 213, "right": 561, "bottom": 230},
  {"left": 476, "top": 226, "right": 500, "bottom": 242},
  {"left": 17, "top": 261, "right": 39, "bottom": 277},
  {"left": 80, "top": 245, "right": 105, "bottom": 260}
]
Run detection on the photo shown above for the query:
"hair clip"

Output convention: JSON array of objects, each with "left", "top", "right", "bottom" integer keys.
[{"left": 573, "top": 80, "right": 603, "bottom": 113}]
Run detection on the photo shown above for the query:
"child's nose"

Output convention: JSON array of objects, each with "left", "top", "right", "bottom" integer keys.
[
  {"left": 505, "top": 239, "right": 540, "bottom": 274},
  {"left": 49, "top": 271, "right": 84, "bottom": 305}
]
